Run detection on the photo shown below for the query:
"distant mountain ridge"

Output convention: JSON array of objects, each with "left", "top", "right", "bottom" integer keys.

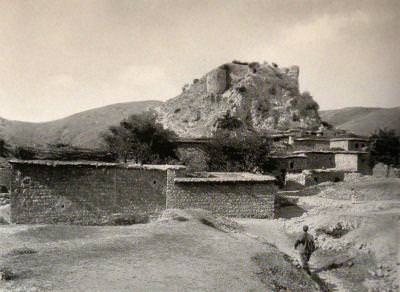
[
  {"left": 0, "top": 100, "right": 162, "bottom": 149},
  {"left": 320, "top": 106, "right": 400, "bottom": 135}
]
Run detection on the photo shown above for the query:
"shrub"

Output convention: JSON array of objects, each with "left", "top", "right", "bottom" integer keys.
[
  {"left": 0, "top": 266, "right": 15, "bottom": 281},
  {"left": 205, "top": 129, "right": 276, "bottom": 173},
  {"left": 102, "top": 111, "right": 178, "bottom": 163},
  {"left": 370, "top": 129, "right": 400, "bottom": 167}
]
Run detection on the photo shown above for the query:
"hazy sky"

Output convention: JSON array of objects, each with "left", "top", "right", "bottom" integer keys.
[{"left": 0, "top": 0, "right": 399, "bottom": 122}]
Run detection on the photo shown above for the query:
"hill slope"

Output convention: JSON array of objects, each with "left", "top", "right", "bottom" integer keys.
[
  {"left": 0, "top": 100, "right": 162, "bottom": 149},
  {"left": 320, "top": 107, "right": 400, "bottom": 135}
]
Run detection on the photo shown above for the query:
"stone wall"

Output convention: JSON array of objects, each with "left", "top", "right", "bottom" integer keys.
[
  {"left": 0, "top": 167, "right": 11, "bottom": 192},
  {"left": 9, "top": 161, "right": 183, "bottom": 225},
  {"left": 166, "top": 175, "right": 277, "bottom": 218},
  {"left": 293, "top": 139, "right": 330, "bottom": 151},
  {"left": 330, "top": 139, "right": 369, "bottom": 151},
  {"left": 206, "top": 68, "right": 227, "bottom": 94},
  {"left": 335, "top": 152, "right": 371, "bottom": 175},
  {"left": 373, "top": 163, "right": 400, "bottom": 178},
  {"left": 329, "top": 140, "right": 348, "bottom": 150},
  {"left": 300, "top": 152, "right": 335, "bottom": 169},
  {"left": 285, "top": 169, "right": 344, "bottom": 190},
  {"left": 176, "top": 145, "right": 208, "bottom": 172}
]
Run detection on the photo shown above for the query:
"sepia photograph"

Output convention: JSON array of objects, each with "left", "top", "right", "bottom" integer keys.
[{"left": 0, "top": 1, "right": 399, "bottom": 291}]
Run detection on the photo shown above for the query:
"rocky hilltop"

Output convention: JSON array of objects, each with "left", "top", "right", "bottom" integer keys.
[{"left": 156, "top": 61, "right": 322, "bottom": 137}]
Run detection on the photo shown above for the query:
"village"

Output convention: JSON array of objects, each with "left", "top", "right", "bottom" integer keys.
[
  {"left": 0, "top": 60, "right": 399, "bottom": 291},
  {"left": 0, "top": 1, "right": 399, "bottom": 291}
]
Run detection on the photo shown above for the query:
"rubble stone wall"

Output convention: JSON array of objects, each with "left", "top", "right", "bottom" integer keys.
[
  {"left": 166, "top": 180, "right": 276, "bottom": 218},
  {"left": 0, "top": 167, "right": 11, "bottom": 192},
  {"left": 10, "top": 164, "right": 169, "bottom": 224}
]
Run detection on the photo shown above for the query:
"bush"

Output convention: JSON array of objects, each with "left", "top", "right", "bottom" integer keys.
[
  {"left": 370, "top": 129, "right": 400, "bottom": 167},
  {"left": 102, "top": 111, "right": 178, "bottom": 163},
  {"left": 0, "top": 266, "right": 15, "bottom": 281},
  {"left": 205, "top": 128, "right": 276, "bottom": 173}
]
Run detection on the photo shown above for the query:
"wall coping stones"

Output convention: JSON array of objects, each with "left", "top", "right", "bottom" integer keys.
[
  {"left": 330, "top": 137, "right": 370, "bottom": 142},
  {"left": 270, "top": 154, "right": 307, "bottom": 159},
  {"left": 8, "top": 159, "right": 186, "bottom": 171},
  {"left": 292, "top": 150, "right": 368, "bottom": 155},
  {"left": 174, "top": 172, "right": 276, "bottom": 183},
  {"left": 294, "top": 137, "right": 329, "bottom": 142}
]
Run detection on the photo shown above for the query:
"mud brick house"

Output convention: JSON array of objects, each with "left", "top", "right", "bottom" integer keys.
[
  {"left": 167, "top": 172, "right": 277, "bottom": 218},
  {"left": 9, "top": 160, "right": 186, "bottom": 224},
  {"left": 330, "top": 137, "right": 370, "bottom": 151}
]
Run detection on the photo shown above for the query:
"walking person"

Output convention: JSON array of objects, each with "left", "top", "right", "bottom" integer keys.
[
  {"left": 351, "top": 187, "right": 358, "bottom": 204},
  {"left": 294, "top": 225, "right": 316, "bottom": 274}
]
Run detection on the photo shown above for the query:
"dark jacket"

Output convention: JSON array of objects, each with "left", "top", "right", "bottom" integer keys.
[{"left": 294, "top": 232, "right": 315, "bottom": 254}]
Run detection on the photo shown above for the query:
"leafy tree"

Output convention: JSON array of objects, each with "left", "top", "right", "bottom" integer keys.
[
  {"left": 0, "top": 139, "right": 10, "bottom": 157},
  {"left": 102, "top": 112, "right": 178, "bottom": 163},
  {"left": 214, "top": 111, "right": 243, "bottom": 131},
  {"left": 370, "top": 129, "right": 400, "bottom": 167},
  {"left": 13, "top": 146, "right": 36, "bottom": 160},
  {"left": 205, "top": 128, "right": 276, "bottom": 173}
]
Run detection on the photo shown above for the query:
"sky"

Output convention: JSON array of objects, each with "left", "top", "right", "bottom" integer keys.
[{"left": 0, "top": 0, "right": 399, "bottom": 122}]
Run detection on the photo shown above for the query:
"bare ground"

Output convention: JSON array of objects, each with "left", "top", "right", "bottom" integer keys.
[
  {"left": 237, "top": 175, "right": 400, "bottom": 292},
  {"left": 0, "top": 209, "right": 318, "bottom": 292}
]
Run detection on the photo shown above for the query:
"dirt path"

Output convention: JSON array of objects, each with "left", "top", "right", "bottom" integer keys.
[
  {"left": 0, "top": 213, "right": 319, "bottom": 292},
  {"left": 237, "top": 219, "right": 348, "bottom": 291}
]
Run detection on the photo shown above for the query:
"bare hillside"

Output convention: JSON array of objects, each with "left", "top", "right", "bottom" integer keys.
[
  {"left": 320, "top": 107, "right": 400, "bottom": 135},
  {"left": 0, "top": 101, "right": 162, "bottom": 149}
]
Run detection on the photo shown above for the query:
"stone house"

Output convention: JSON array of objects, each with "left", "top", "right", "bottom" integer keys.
[
  {"left": 285, "top": 169, "right": 345, "bottom": 190},
  {"left": 291, "top": 137, "right": 330, "bottom": 151},
  {"left": 334, "top": 151, "right": 371, "bottom": 174},
  {"left": 292, "top": 150, "right": 336, "bottom": 170},
  {"left": 330, "top": 137, "right": 370, "bottom": 151}
]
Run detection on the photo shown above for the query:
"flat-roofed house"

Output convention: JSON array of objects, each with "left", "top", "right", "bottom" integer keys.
[{"left": 330, "top": 137, "right": 370, "bottom": 151}]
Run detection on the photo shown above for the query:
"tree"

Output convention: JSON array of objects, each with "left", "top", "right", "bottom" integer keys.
[
  {"left": 214, "top": 111, "right": 243, "bottom": 131},
  {"left": 102, "top": 111, "right": 178, "bottom": 164},
  {"left": 370, "top": 129, "right": 400, "bottom": 167},
  {"left": 0, "top": 139, "right": 10, "bottom": 157},
  {"left": 13, "top": 146, "right": 36, "bottom": 160},
  {"left": 205, "top": 128, "right": 276, "bottom": 173}
]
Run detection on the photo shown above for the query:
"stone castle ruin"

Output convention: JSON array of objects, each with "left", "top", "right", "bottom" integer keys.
[{"left": 156, "top": 61, "right": 322, "bottom": 138}]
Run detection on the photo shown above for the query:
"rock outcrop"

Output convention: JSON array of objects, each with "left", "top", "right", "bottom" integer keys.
[{"left": 156, "top": 61, "right": 322, "bottom": 137}]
